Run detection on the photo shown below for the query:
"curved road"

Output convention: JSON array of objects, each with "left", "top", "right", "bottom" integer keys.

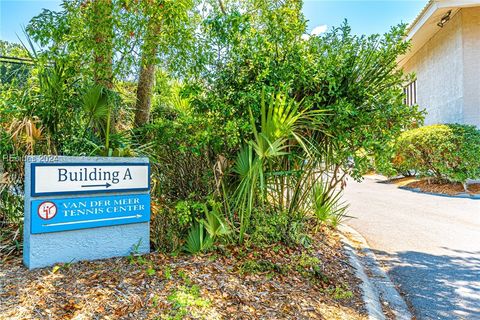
[{"left": 343, "top": 175, "right": 480, "bottom": 320}]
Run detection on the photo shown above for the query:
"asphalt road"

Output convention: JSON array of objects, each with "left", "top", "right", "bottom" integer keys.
[{"left": 343, "top": 175, "right": 480, "bottom": 320}]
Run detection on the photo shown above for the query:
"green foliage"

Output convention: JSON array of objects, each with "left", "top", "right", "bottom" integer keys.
[
  {"left": 183, "top": 222, "right": 214, "bottom": 254},
  {"left": 165, "top": 284, "right": 211, "bottom": 320},
  {"left": 198, "top": 202, "right": 230, "bottom": 239},
  {"left": 164, "top": 266, "right": 173, "bottom": 280},
  {"left": 249, "top": 209, "right": 309, "bottom": 247},
  {"left": 134, "top": 112, "right": 216, "bottom": 203},
  {"left": 192, "top": 3, "right": 424, "bottom": 179},
  {"left": 311, "top": 180, "right": 349, "bottom": 227},
  {"left": 239, "top": 259, "right": 287, "bottom": 275},
  {"left": 81, "top": 85, "right": 110, "bottom": 133},
  {"left": 174, "top": 200, "right": 197, "bottom": 229},
  {"left": 154, "top": 198, "right": 229, "bottom": 254},
  {"left": 151, "top": 206, "right": 183, "bottom": 253},
  {"left": 393, "top": 124, "right": 480, "bottom": 185},
  {"left": 181, "top": 201, "right": 229, "bottom": 254},
  {"left": 0, "top": 40, "right": 30, "bottom": 86},
  {"left": 0, "top": 191, "right": 23, "bottom": 259},
  {"left": 143, "top": 102, "right": 221, "bottom": 253},
  {"left": 0, "top": 191, "right": 22, "bottom": 224},
  {"left": 128, "top": 239, "right": 147, "bottom": 265},
  {"left": 300, "top": 23, "right": 423, "bottom": 180},
  {"left": 230, "top": 91, "right": 320, "bottom": 243},
  {"left": 295, "top": 252, "right": 326, "bottom": 280},
  {"left": 327, "top": 284, "right": 354, "bottom": 300},
  {"left": 248, "top": 210, "right": 288, "bottom": 245},
  {"left": 26, "top": 0, "right": 197, "bottom": 85},
  {"left": 238, "top": 251, "right": 329, "bottom": 282},
  {"left": 0, "top": 0, "right": 424, "bottom": 257}
]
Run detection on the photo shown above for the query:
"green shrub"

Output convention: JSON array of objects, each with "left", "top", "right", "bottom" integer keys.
[
  {"left": 393, "top": 124, "right": 480, "bottom": 185},
  {"left": 150, "top": 199, "right": 202, "bottom": 253},
  {"left": 249, "top": 210, "right": 289, "bottom": 245},
  {"left": 249, "top": 210, "right": 310, "bottom": 247},
  {"left": 0, "top": 191, "right": 23, "bottom": 259},
  {"left": 174, "top": 200, "right": 203, "bottom": 230},
  {"left": 239, "top": 258, "right": 286, "bottom": 275},
  {"left": 151, "top": 206, "right": 183, "bottom": 253},
  {"left": 133, "top": 114, "right": 216, "bottom": 203},
  {"left": 0, "top": 131, "right": 25, "bottom": 259}
]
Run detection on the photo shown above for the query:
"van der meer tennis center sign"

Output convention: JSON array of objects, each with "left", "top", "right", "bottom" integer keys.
[{"left": 23, "top": 156, "right": 151, "bottom": 269}]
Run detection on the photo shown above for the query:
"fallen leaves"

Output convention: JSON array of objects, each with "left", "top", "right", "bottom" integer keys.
[{"left": 0, "top": 227, "right": 368, "bottom": 319}]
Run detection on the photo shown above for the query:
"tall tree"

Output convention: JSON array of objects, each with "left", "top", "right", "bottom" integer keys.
[
  {"left": 88, "top": 0, "right": 114, "bottom": 88},
  {"left": 134, "top": 5, "right": 161, "bottom": 126},
  {"left": 134, "top": 0, "right": 194, "bottom": 127}
]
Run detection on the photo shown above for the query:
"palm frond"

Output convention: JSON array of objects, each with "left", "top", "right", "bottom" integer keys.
[{"left": 82, "top": 85, "right": 110, "bottom": 129}]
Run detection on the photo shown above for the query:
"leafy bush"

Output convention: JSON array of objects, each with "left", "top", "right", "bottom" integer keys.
[
  {"left": 227, "top": 91, "right": 321, "bottom": 243},
  {"left": 174, "top": 200, "right": 202, "bottom": 230},
  {"left": 150, "top": 199, "right": 202, "bottom": 253},
  {"left": 0, "top": 191, "right": 23, "bottom": 259},
  {"left": 0, "top": 0, "right": 425, "bottom": 258},
  {"left": 193, "top": 5, "right": 424, "bottom": 182},
  {"left": 393, "top": 124, "right": 480, "bottom": 186},
  {"left": 225, "top": 91, "right": 354, "bottom": 246},
  {"left": 151, "top": 205, "right": 184, "bottom": 253},
  {"left": 248, "top": 210, "right": 310, "bottom": 247},
  {"left": 133, "top": 113, "right": 216, "bottom": 203}
]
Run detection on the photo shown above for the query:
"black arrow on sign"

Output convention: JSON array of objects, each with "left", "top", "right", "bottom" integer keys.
[{"left": 81, "top": 182, "right": 112, "bottom": 189}]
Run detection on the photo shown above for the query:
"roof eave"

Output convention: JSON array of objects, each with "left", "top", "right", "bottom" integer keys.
[{"left": 399, "top": 0, "right": 480, "bottom": 68}]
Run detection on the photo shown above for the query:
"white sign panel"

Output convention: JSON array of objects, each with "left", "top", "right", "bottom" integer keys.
[{"left": 31, "top": 163, "right": 150, "bottom": 196}]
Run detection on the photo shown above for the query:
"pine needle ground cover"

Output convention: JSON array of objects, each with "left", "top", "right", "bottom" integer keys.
[{"left": 0, "top": 227, "right": 367, "bottom": 320}]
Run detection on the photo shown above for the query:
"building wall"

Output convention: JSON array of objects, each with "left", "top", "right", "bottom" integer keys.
[
  {"left": 461, "top": 7, "right": 480, "bottom": 127},
  {"left": 403, "top": 10, "right": 465, "bottom": 125},
  {"left": 403, "top": 8, "right": 480, "bottom": 127}
]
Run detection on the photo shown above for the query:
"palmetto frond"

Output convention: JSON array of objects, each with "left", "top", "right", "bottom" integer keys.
[{"left": 82, "top": 85, "right": 110, "bottom": 128}]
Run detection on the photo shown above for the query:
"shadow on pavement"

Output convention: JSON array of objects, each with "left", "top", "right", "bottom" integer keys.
[{"left": 371, "top": 248, "right": 480, "bottom": 320}]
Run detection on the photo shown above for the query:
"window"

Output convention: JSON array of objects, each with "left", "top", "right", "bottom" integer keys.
[{"left": 404, "top": 80, "right": 417, "bottom": 106}]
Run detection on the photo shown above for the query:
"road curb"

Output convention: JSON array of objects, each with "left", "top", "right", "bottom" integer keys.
[
  {"left": 340, "top": 232, "right": 386, "bottom": 320},
  {"left": 339, "top": 225, "right": 413, "bottom": 320}
]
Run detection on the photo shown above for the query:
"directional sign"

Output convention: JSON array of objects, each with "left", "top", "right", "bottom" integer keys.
[
  {"left": 30, "top": 194, "right": 150, "bottom": 234},
  {"left": 31, "top": 163, "right": 150, "bottom": 197}
]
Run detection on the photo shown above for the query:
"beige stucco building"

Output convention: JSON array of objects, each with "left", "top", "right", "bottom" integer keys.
[{"left": 398, "top": 0, "right": 480, "bottom": 127}]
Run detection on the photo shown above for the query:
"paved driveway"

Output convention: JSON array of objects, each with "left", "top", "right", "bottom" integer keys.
[{"left": 343, "top": 176, "right": 480, "bottom": 320}]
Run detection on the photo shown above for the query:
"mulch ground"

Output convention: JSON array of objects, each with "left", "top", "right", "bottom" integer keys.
[
  {"left": 402, "top": 180, "right": 480, "bottom": 196},
  {"left": 0, "top": 227, "right": 368, "bottom": 320}
]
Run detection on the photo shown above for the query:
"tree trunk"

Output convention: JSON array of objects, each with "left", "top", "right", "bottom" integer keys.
[
  {"left": 134, "top": 56, "right": 156, "bottom": 126},
  {"left": 90, "top": 0, "right": 114, "bottom": 89},
  {"left": 134, "top": 11, "right": 160, "bottom": 127}
]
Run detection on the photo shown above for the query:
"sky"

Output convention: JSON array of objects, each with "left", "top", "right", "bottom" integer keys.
[
  {"left": 303, "top": 0, "right": 427, "bottom": 35},
  {"left": 1, "top": 0, "right": 62, "bottom": 44},
  {"left": 0, "top": 0, "right": 428, "bottom": 45}
]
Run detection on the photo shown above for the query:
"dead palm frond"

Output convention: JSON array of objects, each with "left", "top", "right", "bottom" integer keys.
[{"left": 8, "top": 117, "right": 44, "bottom": 154}]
